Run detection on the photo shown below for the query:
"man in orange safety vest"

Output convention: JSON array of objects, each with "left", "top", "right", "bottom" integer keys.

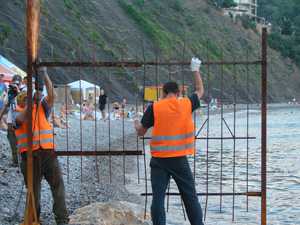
[
  {"left": 135, "top": 57, "right": 205, "bottom": 225},
  {"left": 14, "top": 67, "right": 69, "bottom": 224}
]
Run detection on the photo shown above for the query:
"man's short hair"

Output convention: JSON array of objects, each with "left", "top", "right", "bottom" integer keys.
[{"left": 163, "top": 81, "right": 179, "bottom": 95}]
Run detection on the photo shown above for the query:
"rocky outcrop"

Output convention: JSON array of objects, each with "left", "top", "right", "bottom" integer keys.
[{"left": 69, "top": 201, "right": 151, "bottom": 225}]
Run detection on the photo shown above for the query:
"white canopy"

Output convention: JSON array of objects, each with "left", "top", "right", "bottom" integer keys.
[
  {"left": 68, "top": 80, "right": 100, "bottom": 89},
  {"left": 67, "top": 79, "right": 100, "bottom": 101}
]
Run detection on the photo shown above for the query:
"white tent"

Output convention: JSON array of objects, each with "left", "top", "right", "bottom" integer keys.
[
  {"left": 68, "top": 80, "right": 99, "bottom": 89},
  {"left": 68, "top": 80, "right": 100, "bottom": 102}
]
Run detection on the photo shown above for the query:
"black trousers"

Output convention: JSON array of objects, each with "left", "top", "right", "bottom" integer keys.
[
  {"left": 150, "top": 156, "right": 204, "bottom": 225},
  {"left": 21, "top": 149, "right": 69, "bottom": 224}
]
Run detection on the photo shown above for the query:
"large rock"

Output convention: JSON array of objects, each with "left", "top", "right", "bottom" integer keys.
[{"left": 69, "top": 201, "right": 151, "bottom": 225}]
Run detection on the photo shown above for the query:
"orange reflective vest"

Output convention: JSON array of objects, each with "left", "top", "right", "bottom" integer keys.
[
  {"left": 150, "top": 97, "right": 195, "bottom": 158},
  {"left": 15, "top": 103, "right": 54, "bottom": 153}
]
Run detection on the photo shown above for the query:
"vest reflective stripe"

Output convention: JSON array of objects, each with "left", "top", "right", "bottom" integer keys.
[
  {"left": 150, "top": 143, "right": 194, "bottom": 152},
  {"left": 150, "top": 97, "right": 195, "bottom": 158},
  {"left": 17, "top": 138, "right": 54, "bottom": 149},
  {"left": 16, "top": 129, "right": 53, "bottom": 140},
  {"left": 152, "top": 132, "right": 194, "bottom": 141}
]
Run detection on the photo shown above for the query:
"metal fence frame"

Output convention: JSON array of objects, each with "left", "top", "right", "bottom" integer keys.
[{"left": 23, "top": 0, "right": 267, "bottom": 224}]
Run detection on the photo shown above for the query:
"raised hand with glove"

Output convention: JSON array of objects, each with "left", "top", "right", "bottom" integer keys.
[
  {"left": 190, "top": 57, "right": 204, "bottom": 99},
  {"left": 190, "top": 57, "right": 202, "bottom": 72}
]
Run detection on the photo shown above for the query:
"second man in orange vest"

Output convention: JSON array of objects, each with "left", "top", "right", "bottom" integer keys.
[{"left": 135, "top": 57, "right": 205, "bottom": 225}]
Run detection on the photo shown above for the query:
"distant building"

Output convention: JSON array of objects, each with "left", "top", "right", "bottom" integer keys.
[
  {"left": 223, "top": 0, "right": 271, "bottom": 32},
  {"left": 224, "top": 0, "right": 257, "bottom": 20}
]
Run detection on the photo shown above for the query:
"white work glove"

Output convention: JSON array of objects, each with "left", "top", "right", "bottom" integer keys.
[{"left": 190, "top": 57, "right": 202, "bottom": 72}]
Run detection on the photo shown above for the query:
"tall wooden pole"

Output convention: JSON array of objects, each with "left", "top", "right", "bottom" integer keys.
[
  {"left": 261, "top": 27, "right": 267, "bottom": 225},
  {"left": 22, "top": 0, "right": 40, "bottom": 224}
]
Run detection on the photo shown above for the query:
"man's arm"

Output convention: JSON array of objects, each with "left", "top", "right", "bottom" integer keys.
[
  {"left": 191, "top": 58, "right": 204, "bottom": 99},
  {"left": 15, "top": 106, "right": 28, "bottom": 124},
  {"left": 134, "top": 104, "right": 154, "bottom": 136},
  {"left": 43, "top": 69, "right": 56, "bottom": 108},
  {"left": 134, "top": 120, "right": 148, "bottom": 136}
]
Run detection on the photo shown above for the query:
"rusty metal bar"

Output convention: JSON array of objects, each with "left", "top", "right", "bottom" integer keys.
[
  {"left": 222, "top": 118, "right": 234, "bottom": 137},
  {"left": 204, "top": 40, "right": 210, "bottom": 220},
  {"left": 23, "top": 0, "right": 41, "bottom": 224},
  {"left": 196, "top": 137, "right": 256, "bottom": 140},
  {"left": 108, "top": 94, "right": 112, "bottom": 183},
  {"left": 142, "top": 136, "right": 256, "bottom": 140},
  {"left": 120, "top": 49, "right": 127, "bottom": 186},
  {"left": 261, "top": 27, "right": 268, "bottom": 225},
  {"left": 166, "top": 181, "right": 171, "bottom": 212},
  {"left": 193, "top": 111, "right": 196, "bottom": 180},
  {"left": 168, "top": 62, "right": 172, "bottom": 81},
  {"left": 79, "top": 52, "right": 83, "bottom": 183},
  {"left": 141, "top": 192, "right": 262, "bottom": 196},
  {"left": 93, "top": 44, "right": 100, "bottom": 183},
  {"left": 136, "top": 97, "right": 140, "bottom": 184},
  {"left": 181, "top": 37, "right": 186, "bottom": 97},
  {"left": 51, "top": 86, "right": 56, "bottom": 187},
  {"left": 36, "top": 60, "right": 262, "bottom": 68},
  {"left": 155, "top": 49, "right": 159, "bottom": 100},
  {"left": 246, "top": 49, "right": 250, "bottom": 212},
  {"left": 194, "top": 118, "right": 207, "bottom": 138},
  {"left": 65, "top": 84, "right": 70, "bottom": 183},
  {"left": 178, "top": 38, "right": 188, "bottom": 220},
  {"left": 142, "top": 42, "right": 148, "bottom": 220},
  {"left": 134, "top": 49, "right": 141, "bottom": 185},
  {"left": 232, "top": 59, "right": 237, "bottom": 221},
  {"left": 122, "top": 101, "right": 126, "bottom": 185},
  {"left": 55, "top": 150, "right": 143, "bottom": 156},
  {"left": 219, "top": 49, "right": 224, "bottom": 212}
]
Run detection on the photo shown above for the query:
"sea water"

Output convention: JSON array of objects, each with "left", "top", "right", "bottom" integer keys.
[{"left": 127, "top": 106, "right": 300, "bottom": 225}]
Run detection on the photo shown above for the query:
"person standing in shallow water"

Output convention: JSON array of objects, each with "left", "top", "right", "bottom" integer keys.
[
  {"left": 98, "top": 89, "right": 107, "bottom": 120},
  {"left": 135, "top": 57, "right": 205, "bottom": 225}
]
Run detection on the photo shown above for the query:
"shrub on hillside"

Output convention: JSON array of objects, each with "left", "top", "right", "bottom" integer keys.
[
  {"left": 213, "top": 0, "right": 237, "bottom": 8},
  {"left": 237, "top": 15, "right": 256, "bottom": 31},
  {"left": 0, "top": 23, "right": 11, "bottom": 45}
]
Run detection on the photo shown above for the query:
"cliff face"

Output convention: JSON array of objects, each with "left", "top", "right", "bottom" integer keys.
[{"left": 0, "top": 0, "right": 299, "bottom": 102}]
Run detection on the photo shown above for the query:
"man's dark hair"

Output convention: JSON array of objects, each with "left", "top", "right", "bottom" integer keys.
[{"left": 163, "top": 81, "right": 179, "bottom": 95}]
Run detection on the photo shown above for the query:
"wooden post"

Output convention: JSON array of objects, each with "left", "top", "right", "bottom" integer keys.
[{"left": 21, "top": 0, "right": 41, "bottom": 224}]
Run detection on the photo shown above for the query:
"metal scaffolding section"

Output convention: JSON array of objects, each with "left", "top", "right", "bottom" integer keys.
[{"left": 23, "top": 0, "right": 267, "bottom": 224}]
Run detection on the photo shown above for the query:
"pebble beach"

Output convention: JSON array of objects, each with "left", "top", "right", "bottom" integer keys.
[{"left": 0, "top": 116, "right": 144, "bottom": 225}]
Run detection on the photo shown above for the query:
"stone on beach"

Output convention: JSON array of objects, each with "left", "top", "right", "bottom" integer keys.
[{"left": 69, "top": 201, "right": 151, "bottom": 225}]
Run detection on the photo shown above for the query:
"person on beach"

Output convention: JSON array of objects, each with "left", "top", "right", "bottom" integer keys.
[
  {"left": 82, "top": 101, "right": 95, "bottom": 120},
  {"left": 14, "top": 67, "right": 69, "bottom": 224},
  {"left": 112, "top": 101, "right": 121, "bottom": 119},
  {"left": 134, "top": 57, "right": 205, "bottom": 225},
  {"left": 98, "top": 89, "right": 107, "bottom": 120},
  {"left": 6, "top": 74, "right": 23, "bottom": 166},
  {"left": 0, "top": 74, "right": 8, "bottom": 130}
]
